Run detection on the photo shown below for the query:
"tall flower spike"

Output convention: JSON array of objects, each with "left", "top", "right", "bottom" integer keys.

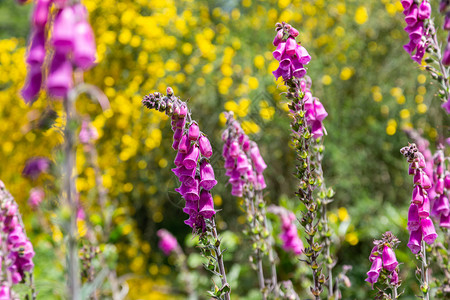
[{"left": 142, "top": 88, "right": 230, "bottom": 300}]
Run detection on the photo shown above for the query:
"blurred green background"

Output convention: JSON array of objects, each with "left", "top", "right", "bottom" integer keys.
[{"left": 0, "top": 0, "right": 449, "bottom": 298}]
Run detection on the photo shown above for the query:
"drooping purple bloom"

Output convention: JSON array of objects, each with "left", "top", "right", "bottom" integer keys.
[
  {"left": 21, "top": 65, "right": 42, "bottom": 105},
  {"left": 365, "top": 256, "right": 382, "bottom": 289},
  {"left": 382, "top": 246, "right": 398, "bottom": 272},
  {"left": 26, "top": 29, "right": 46, "bottom": 66},
  {"left": 51, "top": 7, "right": 75, "bottom": 54},
  {"left": 46, "top": 52, "right": 73, "bottom": 98},
  {"left": 157, "top": 229, "right": 179, "bottom": 256}
]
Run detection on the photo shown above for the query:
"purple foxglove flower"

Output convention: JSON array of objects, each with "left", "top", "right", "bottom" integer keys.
[
  {"left": 171, "top": 166, "right": 195, "bottom": 180},
  {"left": 382, "top": 246, "right": 398, "bottom": 271},
  {"left": 228, "top": 169, "right": 241, "bottom": 184},
  {"left": 273, "top": 42, "right": 286, "bottom": 61},
  {"left": 272, "top": 64, "right": 292, "bottom": 80},
  {"left": 311, "top": 120, "right": 324, "bottom": 138},
  {"left": 0, "top": 286, "right": 10, "bottom": 300},
  {"left": 285, "top": 37, "right": 297, "bottom": 56},
  {"left": 421, "top": 217, "right": 438, "bottom": 244},
  {"left": 411, "top": 41, "right": 425, "bottom": 64},
  {"left": 416, "top": 152, "right": 426, "bottom": 169},
  {"left": 445, "top": 174, "right": 450, "bottom": 189},
  {"left": 181, "top": 174, "right": 197, "bottom": 187},
  {"left": 405, "top": 22, "right": 424, "bottom": 42},
  {"left": 412, "top": 185, "right": 424, "bottom": 205},
  {"left": 403, "top": 39, "right": 418, "bottom": 54},
  {"left": 32, "top": 0, "right": 51, "bottom": 29},
  {"left": 199, "top": 135, "right": 212, "bottom": 158},
  {"left": 174, "top": 151, "right": 186, "bottom": 167},
  {"left": 291, "top": 58, "right": 306, "bottom": 78},
  {"left": 434, "top": 194, "right": 450, "bottom": 216},
  {"left": 199, "top": 189, "right": 215, "bottom": 218},
  {"left": 46, "top": 52, "right": 73, "bottom": 98},
  {"left": 435, "top": 178, "right": 444, "bottom": 194},
  {"left": 183, "top": 200, "right": 198, "bottom": 214},
  {"left": 365, "top": 256, "right": 382, "bottom": 288},
  {"left": 256, "top": 173, "right": 266, "bottom": 190},
  {"left": 236, "top": 153, "right": 249, "bottom": 173},
  {"left": 73, "top": 19, "right": 96, "bottom": 69},
  {"left": 178, "top": 134, "right": 190, "bottom": 153},
  {"left": 390, "top": 270, "right": 399, "bottom": 286},
  {"left": 296, "top": 45, "right": 311, "bottom": 65},
  {"left": 157, "top": 229, "right": 179, "bottom": 255},
  {"left": 22, "top": 157, "right": 50, "bottom": 179},
  {"left": 408, "top": 203, "right": 421, "bottom": 231},
  {"left": 273, "top": 30, "right": 283, "bottom": 46},
  {"left": 422, "top": 173, "right": 432, "bottom": 189},
  {"left": 28, "top": 188, "right": 44, "bottom": 210},
  {"left": 408, "top": 228, "right": 422, "bottom": 254},
  {"left": 442, "top": 99, "right": 450, "bottom": 113},
  {"left": 224, "top": 156, "right": 235, "bottom": 169},
  {"left": 173, "top": 128, "right": 183, "bottom": 141},
  {"left": 183, "top": 144, "right": 199, "bottom": 169},
  {"left": 51, "top": 7, "right": 75, "bottom": 53},
  {"left": 440, "top": 213, "right": 450, "bottom": 228},
  {"left": 401, "top": 0, "right": 413, "bottom": 10},
  {"left": 231, "top": 182, "right": 243, "bottom": 197},
  {"left": 229, "top": 141, "right": 240, "bottom": 158},
  {"left": 443, "top": 45, "right": 450, "bottom": 66},
  {"left": 279, "top": 57, "right": 292, "bottom": 70},
  {"left": 404, "top": 4, "right": 419, "bottom": 26},
  {"left": 418, "top": 194, "right": 430, "bottom": 218},
  {"left": 418, "top": 1, "right": 431, "bottom": 20},
  {"left": 178, "top": 103, "right": 188, "bottom": 117},
  {"left": 188, "top": 122, "right": 200, "bottom": 141},
  {"left": 172, "top": 139, "right": 180, "bottom": 150},
  {"left": 289, "top": 27, "right": 299, "bottom": 37},
  {"left": 250, "top": 146, "right": 267, "bottom": 172},
  {"left": 175, "top": 181, "right": 200, "bottom": 202},
  {"left": 444, "top": 14, "right": 450, "bottom": 30},
  {"left": 176, "top": 117, "right": 186, "bottom": 129},
  {"left": 21, "top": 65, "right": 42, "bottom": 105},
  {"left": 408, "top": 163, "right": 415, "bottom": 175},
  {"left": 200, "top": 161, "right": 217, "bottom": 190},
  {"left": 26, "top": 29, "right": 46, "bottom": 66}
]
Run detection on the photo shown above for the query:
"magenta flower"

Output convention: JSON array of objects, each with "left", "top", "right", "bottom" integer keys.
[
  {"left": 382, "top": 246, "right": 398, "bottom": 272},
  {"left": 279, "top": 212, "right": 303, "bottom": 255},
  {"left": 157, "top": 229, "right": 179, "bottom": 256},
  {"left": 21, "top": 65, "right": 42, "bottom": 105},
  {"left": 22, "top": 157, "right": 50, "bottom": 179},
  {"left": 26, "top": 29, "right": 46, "bottom": 66},
  {"left": 365, "top": 256, "right": 382, "bottom": 288},
  {"left": 402, "top": 1, "right": 430, "bottom": 64},
  {"left": 51, "top": 7, "right": 75, "bottom": 54},
  {"left": 198, "top": 135, "right": 212, "bottom": 158},
  {"left": 46, "top": 52, "right": 73, "bottom": 98},
  {"left": 28, "top": 188, "right": 44, "bottom": 210},
  {"left": 32, "top": 0, "right": 51, "bottom": 29},
  {"left": 73, "top": 20, "right": 96, "bottom": 70},
  {"left": 199, "top": 160, "right": 217, "bottom": 191}
]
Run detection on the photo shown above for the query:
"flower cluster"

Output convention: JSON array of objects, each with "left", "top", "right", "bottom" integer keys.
[
  {"left": 22, "top": 0, "right": 96, "bottom": 104},
  {"left": 401, "top": 143, "right": 438, "bottom": 254},
  {"left": 431, "top": 147, "right": 450, "bottom": 228},
  {"left": 401, "top": 0, "right": 431, "bottom": 64},
  {"left": 222, "top": 112, "right": 267, "bottom": 197},
  {"left": 157, "top": 229, "right": 180, "bottom": 256},
  {"left": 279, "top": 211, "right": 303, "bottom": 255},
  {"left": 0, "top": 181, "right": 35, "bottom": 297},
  {"left": 142, "top": 88, "right": 216, "bottom": 231},
  {"left": 272, "top": 22, "right": 311, "bottom": 81},
  {"left": 365, "top": 232, "right": 400, "bottom": 291}
]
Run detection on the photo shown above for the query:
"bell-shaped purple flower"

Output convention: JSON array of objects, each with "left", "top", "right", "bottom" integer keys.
[
  {"left": 175, "top": 180, "right": 200, "bottom": 202},
  {"left": 188, "top": 122, "right": 200, "bottom": 141},
  {"left": 198, "top": 135, "right": 212, "bottom": 158},
  {"left": 22, "top": 157, "right": 49, "bottom": 179},
  {"left": 174, "top": 151, "right": 186, "bottom": 167},
  {"left": 183, "top": 200, "right": 198, "bottom": 215},
  {"left": 178, "top": 134, "right": 190, "bottom": 153},
  {"left": 73, "top": 20, "right": 96, "bottom": 70},
  {"left": 408, "top": 228, "right": 422, "bottom": 254},
  {"left": 435, "top": 178, "right": 444, "bottom": 195},
  {"left": 51, "top": 7, "right": 75, "bottom": 53},
  {"left": 250, "top": 146, "right": 267, "bottom": 173},
  {"left": 296, "top": 45, "right": 311, "bottom": 65},
  {"left": 440, "top": 213, "right": 450, "bottom": 228},
  {"left": 273, "top": 30, "right": 283, "bottom": 47},
  {"left": 200, "top": 160, "right": 217, "bottom": 190},
  {"left": 445, "top": 174, "right": 450, "bottom": 189},
  {"left": 418, "top": 194, "right": 430, "bottom": 218},
  {"left": 418, "top": 1, "right": 431, "bottom": 20},
  {"left": 285, "top": 37, "right": 297, "bottom": 56},
  {"left": 273, "top": 42, "right": 286, "bottom": 61},
  {"left": 157, "top": 229, "right": 179, "bottom": 256},
  {"left": 229, "top": 140, "right": 240, "bottom": 158},
  {"left": 405, "top": 22, "right": 424, "bottom": 42},
  {"left": 365, "top": 256, "right": 382, "bottom": 288},
  {"left": 231, "top": 182, "right": 243, "bottom": 197},
  {"left": 183, "top": 144, "right": 199, "bottom": 169},
  {"left": 408, "top": 203, "right": 420, "bottom": 231},
  {"left": 405, "top": 4, "right": 419, "bottom": 26},
  {"left": 46, "top": 52, "right": 73, "bottom": 98},
  {"left": 256, "top": 173, "right": 267, "bottom": 190},
  {"left": 421, "top": 217, "right": 438, "bottom": 245},
  {"left": 21, "top": 65, "right": 42, "bottom": 105},
  {"left": 382, "top": 246, "right": 398, "bottom": 272},
  {"left": 434, "top": 194, "right": 450, "bottom": 216},
  {"left": 32, "top": 0, "right": 51, "bottom": 29},
  {"left": 236, "top": 153, "right": 249, "bottom": 173},
  {"left": 401, "top": 0, "right": 413, "bottom": 10},
  {"left": 404, "top": 39, "right": 418, "bottom": 55},
  {"left": 224, "top": 156, "right": 235, "bottom": 169},
  {"left": 171, "top": 166, "right": 195, "bottom": 181},
  {"left": 173, "top": 128, "right": 183, "bottom": 141},
  {"left": 26, "top": 29, "right": 46, "bottom": 66},
  {"left": 199, "top": 189, "right": 215, "bottom": 218},
  {"left": 412, "top": 185, "right": 424, "bottom": 205}
]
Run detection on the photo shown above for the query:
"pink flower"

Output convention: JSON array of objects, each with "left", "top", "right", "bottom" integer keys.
[{"left": 157, "top": 229, "right": 179, "bottom": 256}]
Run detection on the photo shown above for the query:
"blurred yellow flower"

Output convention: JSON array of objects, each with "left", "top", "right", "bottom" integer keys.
[{"left": 355, "top": 6, "right": 368, "bottom": 25}]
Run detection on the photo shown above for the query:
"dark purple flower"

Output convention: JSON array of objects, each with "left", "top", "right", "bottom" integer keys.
[{"left": 22, "top": 157, "right": 50, "bottom": 179}]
